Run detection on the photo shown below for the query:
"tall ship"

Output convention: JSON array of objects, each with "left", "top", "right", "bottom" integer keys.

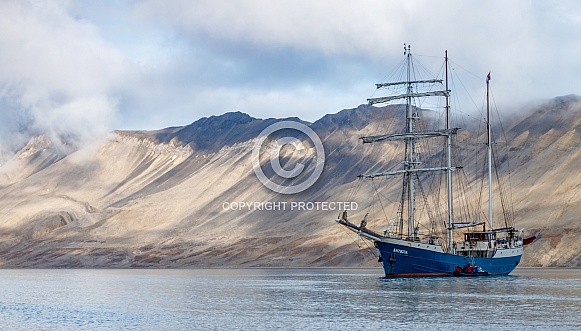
[{"left": 336, "top": 45, "right": 534, "bottom": 277}]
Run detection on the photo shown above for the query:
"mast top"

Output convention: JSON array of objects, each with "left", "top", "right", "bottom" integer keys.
[{"left": 404, "top": 43, "right": 411, "bottom": 56}]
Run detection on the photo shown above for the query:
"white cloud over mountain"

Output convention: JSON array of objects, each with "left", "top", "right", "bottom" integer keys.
[{"left": 1, "top": 0, "right": 581, "bottom": 155}]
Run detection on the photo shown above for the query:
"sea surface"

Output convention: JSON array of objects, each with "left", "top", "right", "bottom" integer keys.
[{"left": 0, "top": 267, "right": 579, "bottom": 330}]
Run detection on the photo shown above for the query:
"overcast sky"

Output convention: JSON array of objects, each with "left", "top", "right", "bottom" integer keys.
[{"left": 0, "top": 0, "right": 580, "bottom": 152}]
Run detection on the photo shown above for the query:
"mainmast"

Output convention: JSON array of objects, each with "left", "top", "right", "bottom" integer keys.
[{"left": 486, "top": 72, "right": 493, "bottom": 231}]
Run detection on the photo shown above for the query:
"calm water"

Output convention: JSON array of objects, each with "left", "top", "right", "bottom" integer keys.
[{"left": 0, "top": 268, "right": 579, "bottom": 330}]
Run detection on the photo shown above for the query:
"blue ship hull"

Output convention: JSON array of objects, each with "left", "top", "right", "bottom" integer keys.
[{"left": 376, "top": 240, "right": 522, "bottom": 277}]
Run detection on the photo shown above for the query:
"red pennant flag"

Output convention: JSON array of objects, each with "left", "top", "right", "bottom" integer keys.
[{"left": 486, "top": 72, "right": 491, "bottom": 82}]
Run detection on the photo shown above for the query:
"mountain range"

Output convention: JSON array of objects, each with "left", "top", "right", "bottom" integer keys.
[{"left": 0, "top": 96, "right": 580, "bottom": 268}]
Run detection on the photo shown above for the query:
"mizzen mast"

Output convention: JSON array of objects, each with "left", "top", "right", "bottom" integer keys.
[{"left": 486, "top": 72, "right": 493, "bottom": 231}]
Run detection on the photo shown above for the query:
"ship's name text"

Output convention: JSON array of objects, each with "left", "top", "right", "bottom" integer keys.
[{"left": 393, "top": 248, "right": 408, "bottom": 254}]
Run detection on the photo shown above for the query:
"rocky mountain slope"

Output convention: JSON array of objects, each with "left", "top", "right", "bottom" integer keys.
[{"left": 0, "top": 97, "right": 579, "bottom": 268}]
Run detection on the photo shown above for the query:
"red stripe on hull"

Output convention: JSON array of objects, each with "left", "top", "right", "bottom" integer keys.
[{"left": 385, "top": 273, "right": 451, "bottom": 278}]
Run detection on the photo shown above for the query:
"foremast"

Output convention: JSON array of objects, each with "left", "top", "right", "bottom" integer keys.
[
  {"left": 405, "top": 44, "right": 417, "bottom": 240},
  {"left": 445, "top": 51, "right": 454, "bottom": 252},
  {"left": 363, "top": 45, "right": 455, "bottom": 246}
]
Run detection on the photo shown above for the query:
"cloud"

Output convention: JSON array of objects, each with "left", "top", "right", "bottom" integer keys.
[
  {"left": 2, "top": 0, "right": 581, "bottom": 138},
  {"left": 134, "top": 0, "right": 405, "bottom": 60},
  {"left": 131, "top": 1, "right": 553, "bottom": 65},
  {"left": 127, "top": 0, "right": 581, "bottom": 123},
  {"left": 0, "top": 0, "right": 127, "bottom": 156}
]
